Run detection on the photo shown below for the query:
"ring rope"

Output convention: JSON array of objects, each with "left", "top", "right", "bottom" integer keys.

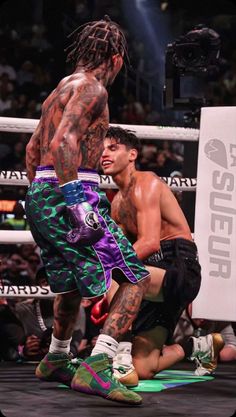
[
  {"left": 0, "top": 170, "right": 197, "bottom": 190},
  {"left": 0, "top": 230, "right": 35, "bottom": 244},
  {"left": 0, "top": 116, "right": 199, "bottom": 141},
  {"left": 0, "top": 230, "right": 195, "bottom": 244}
]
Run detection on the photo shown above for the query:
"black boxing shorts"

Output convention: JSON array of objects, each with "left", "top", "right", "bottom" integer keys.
[{"left": 132, "top": 238, "right": 202, "bottom": 340}]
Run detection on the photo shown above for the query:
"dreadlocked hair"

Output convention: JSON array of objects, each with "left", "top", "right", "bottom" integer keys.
[
  {"left": 65, "top": 15, "right": 129, "bottom": 70},
  {"left": 106, "top": 126, "right": 141, "bottom": 154}
]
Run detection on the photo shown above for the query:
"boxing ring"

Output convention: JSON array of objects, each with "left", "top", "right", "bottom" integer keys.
[
  {"left": 0, "top": 111, "right": 235, "bottom": 321},
  {"left": 0, "top": 113, "right": 236, "bottom": 417}
]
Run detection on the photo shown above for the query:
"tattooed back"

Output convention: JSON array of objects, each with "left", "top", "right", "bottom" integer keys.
[{"left": 34, "top": 71, "right": 109, "bottom": 171}]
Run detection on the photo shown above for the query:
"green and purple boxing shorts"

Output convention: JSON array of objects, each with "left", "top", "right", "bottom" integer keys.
[{"left": 25, "top": 167, "right": 149, "bottom": 298}]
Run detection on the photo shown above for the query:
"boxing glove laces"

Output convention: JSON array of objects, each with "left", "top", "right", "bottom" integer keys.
[{"left": 60, "top": 180, "right": 104, "bottom": 245}]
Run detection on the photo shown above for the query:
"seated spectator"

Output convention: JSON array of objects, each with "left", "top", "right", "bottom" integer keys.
[
  {"left": 17, "top": 60, "right": 34, "bottom": 86},
  {"left": 162, "top": 140, "right": 183, "bottom": 169},
  {"left": 0, "top": 264, "right": 24, "bottom": 361},
  {"left": 17, "top": 93, "right": 28, "bottom": 116},
  {"left": 0, "top": 293, "right": 24, "bottom": 361},
  {"left": 24, "top": 98, "right": 41, "bottom": 119},
  {"left": 153, "top": 150, "right": 168, "bottom": 176},
  {"left": 30, "top": 24, "right": 52, "bottom": 51},
  {"left": 0, "top": 56, "right": 16, "bottom": 81},
  {"left": 10, "top": 141, "right": 26, "bottom": 170},
  {"left": 19, "top": 244, "right": 38, "bottom": 260},
  {"left": 0, "top": 91, "right": 12, "bottom": 114},
  {"left": 1, "top": 251, "right": 34, "bottom": 286},
  {"left": 17, "top": 60, "right": 39, "bottom": 99},
  {"left": 0, "top": 142, "right": 12, "bottom": 169},
  {"left": 138, "top": 144, "right": 157, "bottom": 171},
  {"left": 26, "top": 252, "right": 41, "bottom": 281},
  {"left": 0, "top": 72, "right": 14, "bottom": 94},
  {"left": 154, "top": 149, "right": 183, "bottom": 177},
  {"left": 0, "top": 267, "right": 86, "bottom": 362},
  {"left": 144, "top": 103, "right": 161, "bottom": 125}
]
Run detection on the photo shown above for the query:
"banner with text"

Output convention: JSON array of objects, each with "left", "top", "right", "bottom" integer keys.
[{"left": 193, "top": 107, "right": 236, "bottom": 321}]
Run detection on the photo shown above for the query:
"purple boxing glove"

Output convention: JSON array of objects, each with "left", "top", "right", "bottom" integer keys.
[
  {"left": 66, "top": 202, "right": 104, "bottom": 245},
  {"left": 60, "top": 180, "right": 104, "bottom": 246}
]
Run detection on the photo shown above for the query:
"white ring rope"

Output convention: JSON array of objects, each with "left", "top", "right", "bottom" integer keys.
[
  {"left": 0, "top": 229, "right": 194, "bottom": 244},
  {"left": 0, "top": 230, "right": 35, "bottom": 244},
  {"left": 0, "top": 116, "right": 199, "bottom": 141},
  {"left": 0, "top": 170, "right": 197, "bottom": 190}
]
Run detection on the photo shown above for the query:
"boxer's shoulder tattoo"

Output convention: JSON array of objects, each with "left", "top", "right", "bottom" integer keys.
[{"left": 63, "top": 82, "right": 107, "bottom": 130}]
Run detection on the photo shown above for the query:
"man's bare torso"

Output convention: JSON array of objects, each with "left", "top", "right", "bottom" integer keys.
[
  {"left": 111, "top": 171, "right": 192, "bottom": 243},
  {"left": 38, "top": 72, "right": 109, "bottom": 169}
]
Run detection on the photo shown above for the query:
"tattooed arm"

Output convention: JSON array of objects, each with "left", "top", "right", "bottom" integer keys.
[
  {"left": 50, "top": 82, "right": 107, "bottom": 185},
  {"left": 26, "top": 120, "right": 41, "bottom": 184}
]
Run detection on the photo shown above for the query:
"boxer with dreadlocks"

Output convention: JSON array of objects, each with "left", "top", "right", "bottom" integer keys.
[{"left": 25, "top": 16, "right": 150, "bottom": 405}]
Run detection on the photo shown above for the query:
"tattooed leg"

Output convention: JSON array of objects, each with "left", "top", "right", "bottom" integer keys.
[
  {"left": 53, "top": 290, "right": 81, "bottom": 340},
  {"left": 103, "top": 276, "right": 151, "bottom": 340}
]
